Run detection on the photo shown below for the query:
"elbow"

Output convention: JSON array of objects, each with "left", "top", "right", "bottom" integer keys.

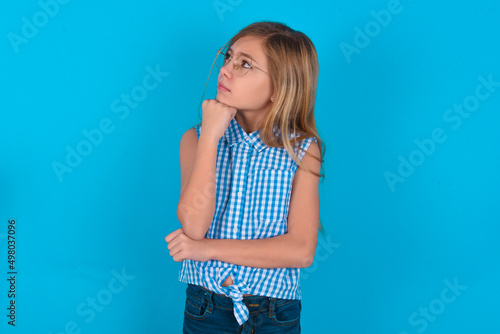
[
  {"left": 297, "top": 254, "right": 315, "bottom": 268},
  {"left": 286, "top": 233, "right": 318, "bottom": 268},
  {"left": 176, "top": 205, "right": 208, "bottom": 241},
  {"left": 182, "top": 225, "right": 207, "bottom": 241},
  {"left": 294, "top": 244, "right": 316, "bottom": 268}
]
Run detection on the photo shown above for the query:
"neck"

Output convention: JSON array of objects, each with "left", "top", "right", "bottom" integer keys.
[
  {"left": 235, "top": 107, "right": 271, "bottom": 134},
  {"left": 235, "top": 112, "right": 259, "bottom": 134}
]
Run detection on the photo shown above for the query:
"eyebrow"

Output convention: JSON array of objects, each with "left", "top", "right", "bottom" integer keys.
[{"left": 228, "top": 47, "right": 260, "bottom": 65}]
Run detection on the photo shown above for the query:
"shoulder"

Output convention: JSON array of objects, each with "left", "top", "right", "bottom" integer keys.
[
  {"left": 179, "top": 127, "right": 199, "bottom": 155},
  {"left": 294, "top": 135, "right": 319, "bottom": 160},
  {"left": 304, "top": 138, "right": 319, "bottom": 155},
  {"left": 181, "top": 127, "right": 199, "bottom": 143},
  {"left": 297, "top": 137, "right": 321, "bottom": 174},
  {"left": 301, "top": 137, "right": 318, "bottom": 153}
]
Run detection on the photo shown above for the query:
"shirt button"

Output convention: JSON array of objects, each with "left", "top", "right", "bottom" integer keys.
[
  {"left": 233, "top": 227, "right": 238, "bottom": 232},
  {"left": 237, "top": 191, "right": 242, "bottom": 197},
  {"left": 245, "top": 137, "right": 249, "bottom": 141},
  {"left": 242, "top": 158, "right": 247, "bottom": 162}
]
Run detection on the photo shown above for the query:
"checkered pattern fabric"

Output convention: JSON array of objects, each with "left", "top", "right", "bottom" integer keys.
[{"left": 179, "top": 118, "right": 317, "bottom": 325}]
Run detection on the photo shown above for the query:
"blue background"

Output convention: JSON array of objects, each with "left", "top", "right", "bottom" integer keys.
[{"left": 1, "top": 0, "right": 499, "bottom": 333}]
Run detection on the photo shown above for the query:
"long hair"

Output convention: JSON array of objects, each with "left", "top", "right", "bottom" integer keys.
[{"left": 231, "top": 22, "right": 324, "bottom": 179}]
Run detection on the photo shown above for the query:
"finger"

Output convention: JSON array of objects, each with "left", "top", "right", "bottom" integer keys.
[
  {"left": 167, "top": 231, "right": 187, "bottom": 252},
  {"left": 203, "top": 99, "right": 214, "bottom": 109},
  {"left": 167, "top": 234, "right": 181, "bottom": 251},
  {"left": 165, "top": 228, "right": 183, "bottom": 243},
  {"left": 169, "top": 242, "right": 181, "bottom": 257},
  {"left": 171, "top": 246, "right": 186, "bottom": 262},
  {"left": 166, "top": 230, "right": 188, "bottom": 249},
  {"left": 173, "top": 250, "right": 186, "bottom": 262},
  {"left": 165, "top": 227, "right": 183, "bottom": 241}
]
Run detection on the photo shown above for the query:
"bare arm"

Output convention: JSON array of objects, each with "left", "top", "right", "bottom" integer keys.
[
  {"left": 168, "top": 141, "right": 322, "bottom": 268},
  {"left": 176, "top": 128, "right": 219, "bottom": 240},
  {"left": 176, "top": 100, "right": 237, "bottom": 240}
]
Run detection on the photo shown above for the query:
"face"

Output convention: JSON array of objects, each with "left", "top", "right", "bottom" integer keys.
[{"left": 216, "top": 35, "right": 274, "bottom": 115}]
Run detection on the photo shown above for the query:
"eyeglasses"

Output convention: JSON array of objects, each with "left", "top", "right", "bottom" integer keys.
[
  {"left": 197, "top": 43, "right": 270, "bottom": 119},
  {"left": 215, "top": 46, "right": 269, "bottom": 77}
]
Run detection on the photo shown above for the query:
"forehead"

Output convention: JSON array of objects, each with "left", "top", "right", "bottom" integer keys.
[{"left": 230, "top": 36, "right": 266, "bottom": 63}]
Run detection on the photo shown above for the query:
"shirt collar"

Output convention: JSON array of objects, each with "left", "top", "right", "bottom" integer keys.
[{"left": 224, "top": 118, "right": 280, "bottom": 152}]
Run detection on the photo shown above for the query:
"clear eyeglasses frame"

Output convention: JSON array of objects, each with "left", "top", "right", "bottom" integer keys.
[{"left": 215, "top": 46, "right": 269, "bottom": 77}]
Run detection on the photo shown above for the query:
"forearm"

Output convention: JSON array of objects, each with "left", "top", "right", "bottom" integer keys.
[
  {"left": 177, "top": 134, "right": 218, "bottom": 240},
  {"left": 205, "top": 233, "right": 316, "bottom": 269}
]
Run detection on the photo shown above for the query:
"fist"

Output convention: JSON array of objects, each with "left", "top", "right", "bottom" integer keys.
[
  {"left": 200, "top": 99, "right": 237, "bottom": 141},
  {"left": 165, "top": 228, "right": 211, "bottom": 262}
]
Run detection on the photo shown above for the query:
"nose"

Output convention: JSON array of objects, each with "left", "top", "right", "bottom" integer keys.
[{"left": 219, "top": 60, "right": 234, "bottom": 79}]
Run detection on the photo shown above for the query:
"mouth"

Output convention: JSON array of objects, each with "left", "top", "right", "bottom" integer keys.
[{"left": 217, "top": 82, "right": 230, "bottom": 92}]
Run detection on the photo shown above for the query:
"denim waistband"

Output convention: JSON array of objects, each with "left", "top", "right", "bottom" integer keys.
[{"left": 187, "top": 283, "right": 282, "bottom": 312}]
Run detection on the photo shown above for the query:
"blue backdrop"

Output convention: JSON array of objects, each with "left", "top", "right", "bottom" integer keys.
[{"left": 1, "top": 0, "right": 499, "bottom": 333}]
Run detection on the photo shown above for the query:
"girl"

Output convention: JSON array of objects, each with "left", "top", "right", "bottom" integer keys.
[{"left": 165, "top": 21, "right": 325, "bottom": 333}]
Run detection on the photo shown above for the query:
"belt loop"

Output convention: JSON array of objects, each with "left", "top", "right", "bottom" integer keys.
[
  {"left": 268, "top": 297, "right": 276, "bottom": 319},
  {"left": 205, "top": 289, "right": 214, "bottom": 313}
]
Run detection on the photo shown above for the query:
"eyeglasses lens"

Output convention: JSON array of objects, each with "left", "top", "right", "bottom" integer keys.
[{"left": 216, "top": 49, "right": 252, "bottom": 77}]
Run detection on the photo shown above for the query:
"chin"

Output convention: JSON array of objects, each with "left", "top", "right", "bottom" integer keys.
[
  {"left": 216, "top": 94, "right": 250, "bottom": 111},
  {"left": 216, "top": 93, "right": 233, "bottom": 106}
]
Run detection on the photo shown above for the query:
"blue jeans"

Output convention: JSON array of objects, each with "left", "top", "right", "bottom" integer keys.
[{"left": 183, "top": 283, "right": 301, "bottom": 334}]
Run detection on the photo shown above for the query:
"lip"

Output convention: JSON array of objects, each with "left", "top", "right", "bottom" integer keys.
[{"left": 217, "top": 82, "right": 230, "bottom": 92}]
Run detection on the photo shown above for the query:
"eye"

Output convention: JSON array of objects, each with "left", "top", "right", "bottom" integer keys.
[
  {"left": 224, "top": 52, "right": 233, "bottom": 63},
  {"left": 240, "top": 57, "right": 252, "bottom": 69}
]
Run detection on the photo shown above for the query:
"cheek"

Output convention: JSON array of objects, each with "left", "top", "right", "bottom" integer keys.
[{"left": 239, "top": 79, "right": 272, "bottom": 103}]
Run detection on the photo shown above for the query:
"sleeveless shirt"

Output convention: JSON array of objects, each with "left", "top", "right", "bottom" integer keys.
[{"left": 179, "top": 117, "right": 318, "bottom": 325}]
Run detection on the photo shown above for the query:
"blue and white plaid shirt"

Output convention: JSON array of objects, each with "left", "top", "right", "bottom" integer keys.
[{"left": 179, "top": 117, "right": 317, "bottom": 325}]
